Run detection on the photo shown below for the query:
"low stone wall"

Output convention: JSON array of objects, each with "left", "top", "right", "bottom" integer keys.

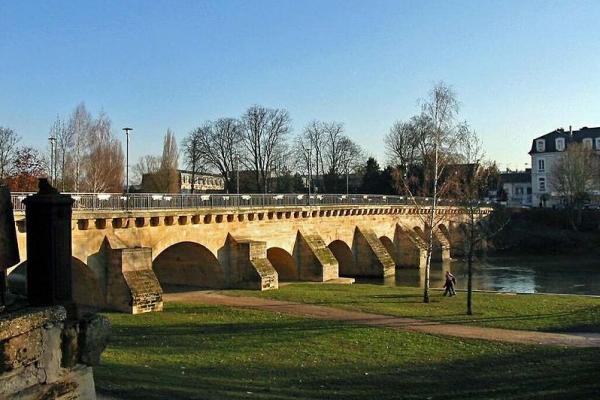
[{"left": 0, "top": 306, "right": 109, "bottom": 399}]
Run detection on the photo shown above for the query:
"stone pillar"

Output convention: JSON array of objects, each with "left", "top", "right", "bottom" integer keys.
[
  {"left": 0, "top": 186, "right": 20, "bottom": 310},
  {"left": 22, "top": 179, "right": 74, "bottom": 309}
]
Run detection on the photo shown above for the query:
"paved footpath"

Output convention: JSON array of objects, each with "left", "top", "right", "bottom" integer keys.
[{"left": 164, "top": 291, "right": 600, "bottom": 348}]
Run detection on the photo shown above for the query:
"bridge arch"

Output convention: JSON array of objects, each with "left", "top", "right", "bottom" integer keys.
[
  {"left": 328, "top": 240, "right": 354, "bottom": 276},
  {"left": 6, "top": 257, "right": 104, "bottom": 310},
  {"left": 267, "top": 247, "right": 297, "bottom": 281},
  {"left": 153, "top": 241, "right": 225, "bottom": 290}
]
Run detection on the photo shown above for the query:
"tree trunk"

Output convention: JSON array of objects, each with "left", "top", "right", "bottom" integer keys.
[
  {"left": 467, "top": 214, "right": 475, "bottom": 315},
  {"left": 467, "top": 244, "right": 473, "bottom": 315}
]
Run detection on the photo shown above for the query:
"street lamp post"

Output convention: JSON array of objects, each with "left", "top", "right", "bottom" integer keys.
[
  {"left": 235, "top": 153, "right": 240, "bottom": 195},
  {"left": 306, "top": 147, "right": 312, "bottom": 206},
  {"left": 122, "top": 128, "right": 132, "bottom": 209},
  {"left": 48, "top": 136, "right": 56, "bottom": 186},
  {"left": 346, "top": 161, "right": 350, "bottom": 199}
]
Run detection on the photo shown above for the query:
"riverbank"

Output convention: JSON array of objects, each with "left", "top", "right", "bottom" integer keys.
[
  {"left": 95, "top": 301, "right": 600, "bottom": 399},
  {"left": 492, "top": 208, "right": 600, "bottom": 255}
]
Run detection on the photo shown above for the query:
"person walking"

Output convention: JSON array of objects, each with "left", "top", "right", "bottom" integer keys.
[{"left": 443, "top": 271, "right": 457, "bottom": 297}]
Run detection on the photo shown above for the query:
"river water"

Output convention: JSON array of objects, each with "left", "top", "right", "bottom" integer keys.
[{"left": 361, "top": 256, "right": 600, "bottom": 296}]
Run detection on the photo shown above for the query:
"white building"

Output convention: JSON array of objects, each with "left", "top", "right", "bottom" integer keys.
[
  {"left": 500, "top": 169, "right": 532, "bottom": 207},
  {"left": 529, "top": 126, "right": 600, "bottom": 207},
  {"left": 179, "top": 170, "right": 224, "bottom": 193}
]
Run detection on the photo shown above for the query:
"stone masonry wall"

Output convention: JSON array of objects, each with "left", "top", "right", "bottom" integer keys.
[{"left": 0, "top": 306, "right": 109, "bottom": 399}]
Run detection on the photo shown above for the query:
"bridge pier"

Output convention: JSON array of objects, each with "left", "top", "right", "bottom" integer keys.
[
  {"left": 432, "top": 230, "right": 451, "bottom": 262},
  {"left": 220, "top": 235, "right": 278, "bottom": 290},
  {"left": 394, "top": 225, "right": 427, "bottom": 269},
  {"left": 103, "top": 239, "right": 163, "bottom": 314},
  {"left": 293, "top": 230, "right": 339, "bottom": 282},
  {"left": 347, "top": 226, "right": 395, "bottom": 278}
]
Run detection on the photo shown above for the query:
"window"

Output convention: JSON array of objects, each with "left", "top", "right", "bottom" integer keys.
[
  {"left": 583, "top": 138, "right": 593, "bottom": 149},
  {"left": 515, "top": 187, "right": 524, "bottom": 195},
  {"left": 536, "top": 139, "right": 545, "bottom": 152},
  {"left": 538, "top": 177, "right": 546, "bottom": 192},
  {"left": 556, "top": 138, "right": 565, "bottom": 151},
  {"left": 538, "top": 159, "right": 545, "bottom": 172},
  {"left": 595, "top": 137, "right": 600, "bottom": 150}
]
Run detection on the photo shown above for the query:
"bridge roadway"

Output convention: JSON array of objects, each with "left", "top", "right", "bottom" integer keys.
[{"left": 11, "top": 199, "right": 478, "bottom": 314}]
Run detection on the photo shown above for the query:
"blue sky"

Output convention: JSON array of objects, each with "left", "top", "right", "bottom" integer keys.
[{"left": 1, "top": 0, "right": 599, "bottom": 170}]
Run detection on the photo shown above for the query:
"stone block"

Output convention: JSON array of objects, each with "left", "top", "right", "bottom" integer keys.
[
  {"left": 0, "top": 362, "right": 45, "bottom": 397},
  {"left": 41, "top": 324, "right": 63, "bottom": 383},
  {"left": 0, "top": 328, "right": 42, "bottom": 372},
  {"left": 78, "top": 314, "right": 110, "bottom": 366}
]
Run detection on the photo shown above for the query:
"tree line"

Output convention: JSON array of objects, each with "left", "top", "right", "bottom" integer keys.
[{"left": 0, "top": 83, "right": 501, "bottom": 199}]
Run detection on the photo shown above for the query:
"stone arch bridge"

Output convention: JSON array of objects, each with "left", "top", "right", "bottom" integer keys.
[{"left": 11, "top": 203, "right": 482, "bottom": 313}]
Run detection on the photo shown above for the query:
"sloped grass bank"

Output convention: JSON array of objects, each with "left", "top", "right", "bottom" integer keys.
[
  {"left": 95, "top": 303, "right": 599, "bottom": 399},
  {"left": 224, "top": 284, "right": 600, "bottom": 332}
]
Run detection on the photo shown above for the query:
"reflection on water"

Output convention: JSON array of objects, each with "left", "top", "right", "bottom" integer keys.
[{"left": 359, "top": 256, "right": 600, "bottom": 295}]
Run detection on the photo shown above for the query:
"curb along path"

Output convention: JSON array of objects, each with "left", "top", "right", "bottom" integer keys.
[{"left": 163, "top": 291, "right": 600, "bottom": 348}]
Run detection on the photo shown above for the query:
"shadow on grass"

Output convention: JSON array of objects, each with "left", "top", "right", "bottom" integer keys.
[{"left": 96, "top": 345, "right": 600, "bottom": 400}]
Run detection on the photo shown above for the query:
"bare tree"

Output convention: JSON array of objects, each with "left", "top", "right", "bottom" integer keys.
[
  {"left": 6, "top": 146, "right": 45, "bottom": 191},
  {"left": 392, "top": 82, "right": 462, "bottom": 303},
  {"left": 550, "top": 143, "right": 600, "bottom": 230},
  {"left": 181, "top": 130, "right": 202, "bottom": 194},
  {"left": 161, "top": 129, "right": 179, "bottom": 171},
  {"left": 68, "top": 103, "right": 92, "bottom": 192},
  {"left": 0, "top": 127, "right": 20, "bottom": 181},
  {"left": 49, "top": 115, "right": 74, "bottom": 191},
  {"left": 296, "top": 121, "right": 327, "bottom": 191},
  {"left": 84, "top": 113, "right": 124, "bottom": 193},
  {"left": 295, "top": 121, "right": 362, "bottom": 193},
  {"left": 190, "top": 118, "right": 242, "bottom": 192},
  {"left": 455, "top": 127, "right": 509, "bottom": 315},
  {"left": 241, "top": 106, "right": 291, "bottom": 193},
  {"left": 385, "top": 120, "right": 419, "bottom": 168},
  {"left": 150, "top": 130, "right": 180, "bottom": 193},
  {"left": 132, "top": 155, "right": 161, "bottom": 185}
]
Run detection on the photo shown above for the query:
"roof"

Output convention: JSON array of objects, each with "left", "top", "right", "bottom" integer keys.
[
  {"left": 177, "top": 170, "right": 223, "bottom": 178},
  {"left": 529, "top": 127, "right": 600, "bottom": 154},
  {"left": 500, "top": 169, "right": 531, "bottom": 184}
]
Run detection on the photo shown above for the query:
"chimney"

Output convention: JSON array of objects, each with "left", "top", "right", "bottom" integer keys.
[{"left": 569, "top": 125, "right": 572, "bottom": 136}]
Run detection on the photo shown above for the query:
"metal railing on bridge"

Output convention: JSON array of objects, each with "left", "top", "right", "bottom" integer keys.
[{"left": 11, "top": 192, "right": 463, "bottom": 212}]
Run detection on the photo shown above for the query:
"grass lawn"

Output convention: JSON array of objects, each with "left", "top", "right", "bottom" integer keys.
[
  {"left": 95, "top": 302, "right": 599, "bottom": 400},
  {"left": 223, "top": 284, "right": 600, "bottom": 332}
]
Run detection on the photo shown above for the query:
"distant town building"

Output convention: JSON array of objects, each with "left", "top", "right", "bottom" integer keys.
[
  {"left": 141, "top": 169, "right": 225, "bottom": 193},
  {"left": 500, "top": 169, "right": 532, "bottom": 207},
  {"left": 179, "top": 170, "right": 225, "bottom": 193},
  {"left": 529, "top": 126, "right": 600, "bottom": 207}
]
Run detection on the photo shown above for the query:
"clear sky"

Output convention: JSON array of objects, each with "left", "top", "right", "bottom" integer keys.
[{"left": 1, "top": 0, "right": 599, "bottom": 171}]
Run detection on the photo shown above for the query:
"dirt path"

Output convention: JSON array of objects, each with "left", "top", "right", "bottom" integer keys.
[{"left": 164, "top": 291, "right": 600, "bottom": 348}]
